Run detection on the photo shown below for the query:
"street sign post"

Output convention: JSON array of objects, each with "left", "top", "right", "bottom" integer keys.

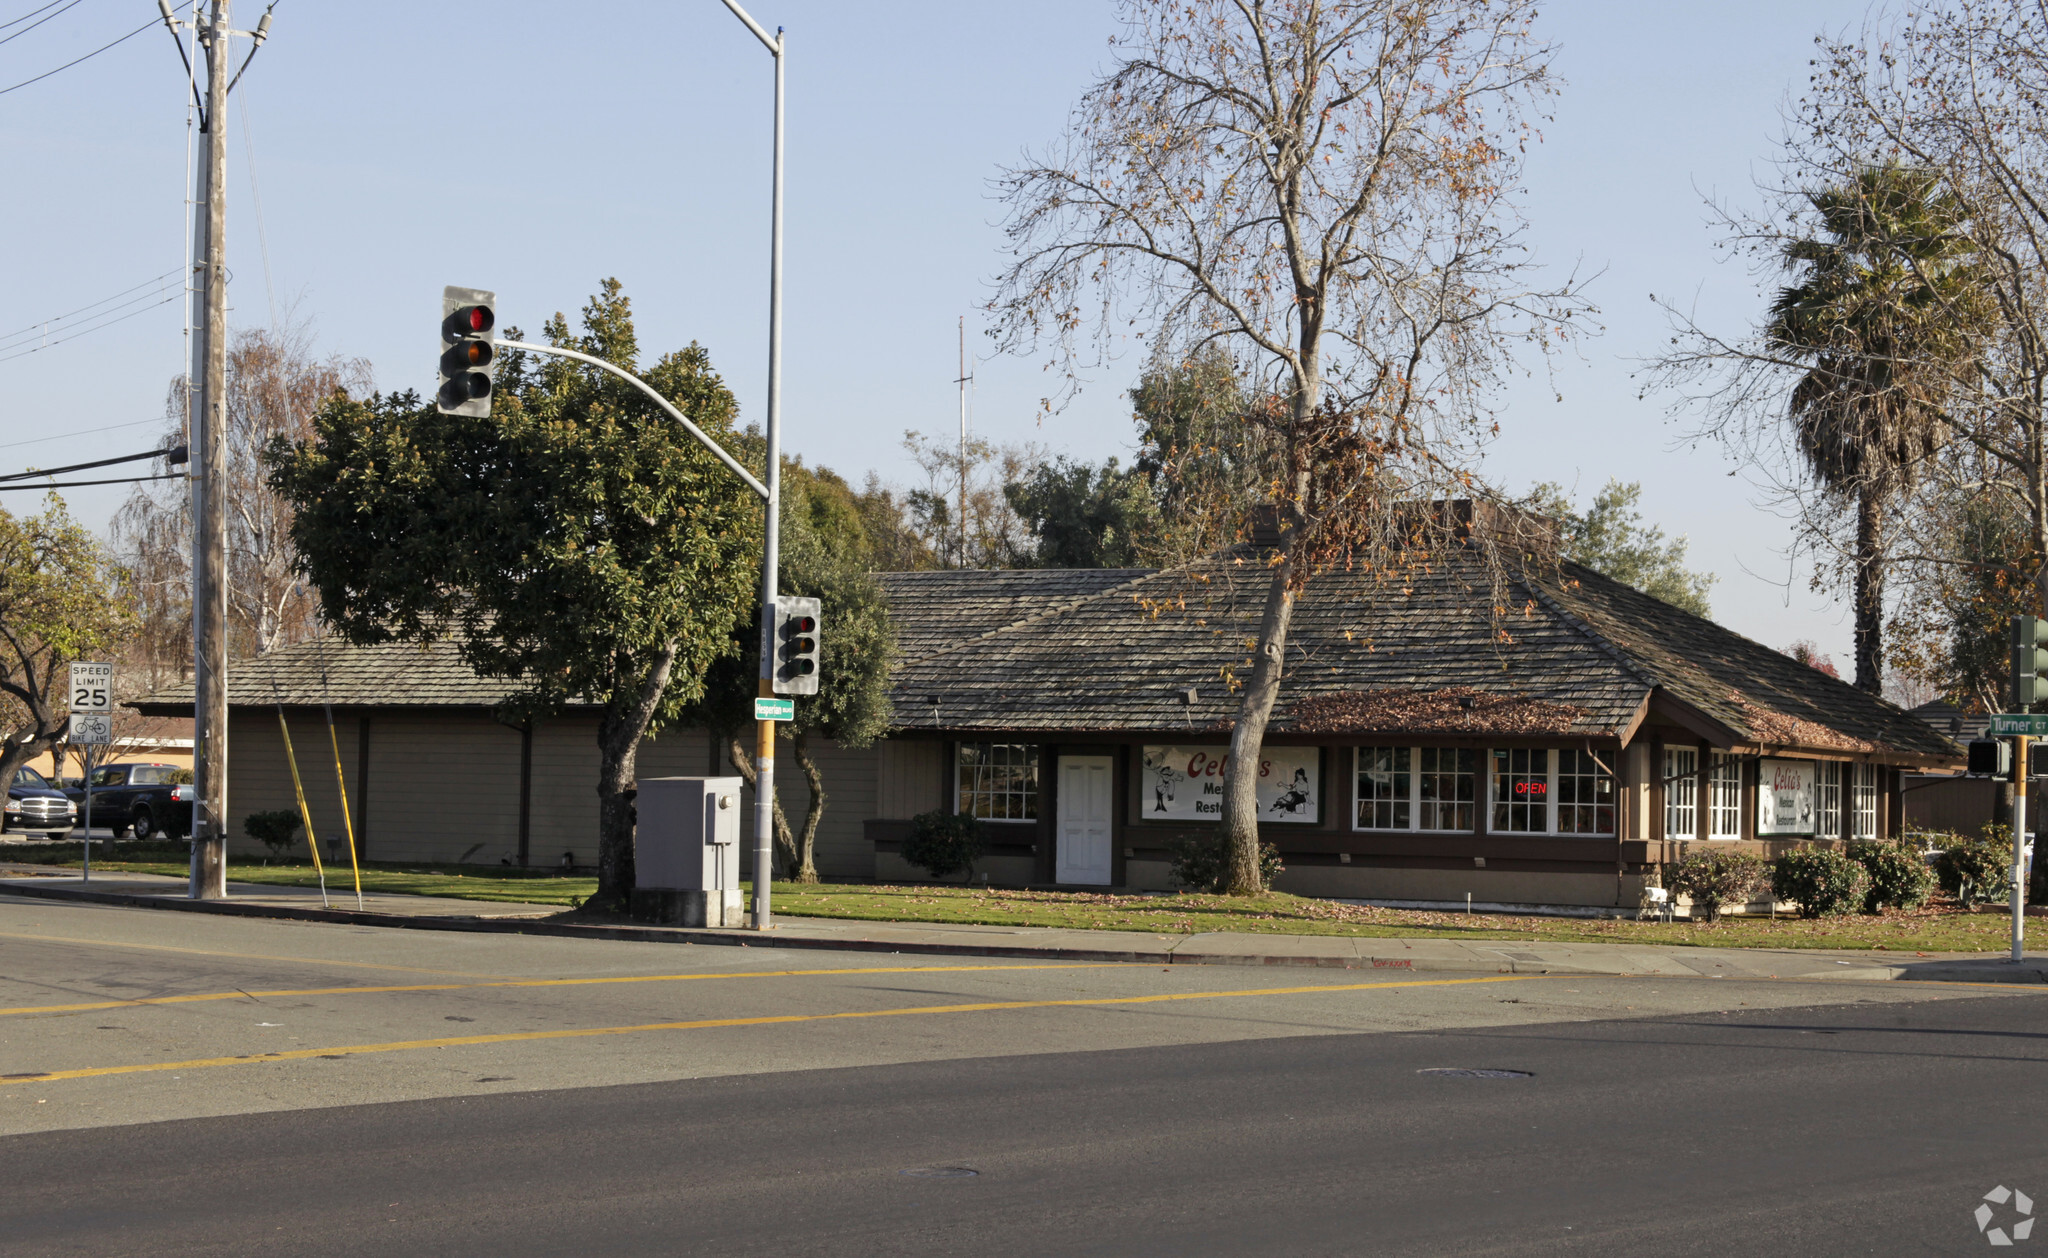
[
  {"left": 68, "top": 661, "right": 112, "bottom": 882},
  {"left": 1988, "top": 713, "right": 2048, "bottom": 737},
  {"left": 753, "top": 697, "right": 794, "bottom": 722}
]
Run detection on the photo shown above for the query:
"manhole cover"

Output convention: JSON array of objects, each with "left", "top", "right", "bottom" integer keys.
[
  {"left": 1417, "top": 1068, "right": 1534, "bottom": 1079},
  {"left": 899, "top": 1166, "right": 979, "bottom": 1178}
]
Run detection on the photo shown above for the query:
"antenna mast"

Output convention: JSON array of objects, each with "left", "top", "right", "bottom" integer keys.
[{"left": 955, "top": 316, "right": 971, "bottom": 566}]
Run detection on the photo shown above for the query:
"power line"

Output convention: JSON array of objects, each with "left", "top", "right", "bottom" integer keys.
[
  {"left": 0, "top": 287, "right": 181, "bottom": 363},
  {"left": 0, "top": 0, "right": 82, "bottom": 47},
  {"left": 0, "top": 417, "right": 163, "bottom": 453},
  {"left": 0, "top": 12, "right": 154, "bottom": 96},
  {"left": 0, "top": 0, "right": 71, "bottom": 32},
  {"left": 0, "top": 472, "right": 183, "bottom": 491},
  {"left": 0, "top": 267, "right": 182, "bottom": 345},
  {"left": 0, "top": 443, "right": 184, "bottom": 484}
]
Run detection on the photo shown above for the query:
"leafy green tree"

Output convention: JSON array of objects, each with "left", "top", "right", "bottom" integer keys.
[
  {"left": 0, "top": 498, "right": 136, "bottom": 792},
  {"left": 1129, "top": 346, "right": 1275, "bottom": 565},
  {"left": 1766, "top": 164, "right": 1987, "bottom": 693},
  {"left": 700, "top": 457, "right": 896, "bottom": 881},
  {"left": 1528, "top": 480, "right": 1716, "bottom": 617},
  {"left": 1005, "top": 455, "right": 1158, "bottom": 568},
  {"left": 268, "top": 281, "right": 761, "bottom": 909}
]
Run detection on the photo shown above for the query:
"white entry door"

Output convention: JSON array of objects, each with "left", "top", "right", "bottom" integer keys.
[{"left": 1057, "top": 755, "right": 1114, "bottom": 885}]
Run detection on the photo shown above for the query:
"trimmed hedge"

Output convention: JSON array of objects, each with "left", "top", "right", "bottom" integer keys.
[
  {"left": 1166, "top": 833, "right": 1285, "bottom": 893},
  {"left": 1667, "top": 848, "right": 1768, "bottom": 922},
  {"left": 1934, "top": 826, "right": 2014, "bottom": 906},
  {"left": 1770, "top": 848, "right": 1870, "bottom": 919},
  {"left": 901, "top": 810, "right": 983, "bottom": 881},
  {"left": 1848, "top": 839, "right": 1934, "bottom": 912}
]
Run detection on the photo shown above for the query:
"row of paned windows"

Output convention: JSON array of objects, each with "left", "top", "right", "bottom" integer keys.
[
  {"left": 1662, "top": 750, "right": 1879, "bottom": 840},
  {"left": 958, "top": 741, "right": 1881, "bottom": 840},
  {"left": 1359, "top": 746, "right": 1616, "bottom": 835}
]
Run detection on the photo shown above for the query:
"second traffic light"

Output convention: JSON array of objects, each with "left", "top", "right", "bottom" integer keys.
[
  {"left": 773, "top": 595, "right": 821, "bottom": 696},
  {"left": 438, "top": 285, "right": 497, "bottom": 416},
  {"left": 2014, "top": 615, "right": 2048, "bottom": 708}
]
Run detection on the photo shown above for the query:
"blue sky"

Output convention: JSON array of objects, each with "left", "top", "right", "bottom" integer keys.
[{"left": 1, "top": 0, "right": 1884, "bottom": 669}]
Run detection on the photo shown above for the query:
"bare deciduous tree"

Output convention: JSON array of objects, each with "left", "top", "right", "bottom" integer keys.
[
  {"left": 989, "top": 0, "right": 1587, "bottom": 892},
  {"left": 113, "top": 323, "right": 371, "bottom": 675},
  {"left": 1658, "top": 1, "right": 2048, "bottom": 699}
]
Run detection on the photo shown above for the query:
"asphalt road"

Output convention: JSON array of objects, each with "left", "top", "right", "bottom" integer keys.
[{"left": 1, "top": 895, "right": 2043, "bottom": 1255}]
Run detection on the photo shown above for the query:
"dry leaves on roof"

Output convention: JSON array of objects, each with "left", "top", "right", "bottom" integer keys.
[
  {"left": 1734, "top": 694, "right": 1880, "bottom": 753},
  {"left": 1289, "top": 686, "right": 1593, "bottom": 735}
]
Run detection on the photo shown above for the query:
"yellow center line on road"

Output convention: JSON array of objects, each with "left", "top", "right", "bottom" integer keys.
[
  {"left": 0, "top": 962, "right": 1127, "bottom": 1018},
  {"left": 0, "top": 928, "right": 516, "bottom": 980},
  {"left": 0, "top": 974, "right": 1537, "bottom": 1086}
]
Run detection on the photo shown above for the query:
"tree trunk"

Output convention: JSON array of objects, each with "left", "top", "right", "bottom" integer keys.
[
  {"left": 727, "top": 734, "right": 798, "bottom": 877},
  {"left": 1221, "top": 555, "right": 1298, "bottom": 894},
  {"left": 1852, "top": 490, "right": 1884, "bottom": 694},
  {"left": 790, "top": 730, "right": 824, "bottom": 884},
  {"left": 591, "top": 641, "right": 678, "bottom": 912}
]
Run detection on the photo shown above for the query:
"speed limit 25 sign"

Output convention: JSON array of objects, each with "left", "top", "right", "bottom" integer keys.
[{"left": 69, "top": 661, "right": 113, "bottom": 714}]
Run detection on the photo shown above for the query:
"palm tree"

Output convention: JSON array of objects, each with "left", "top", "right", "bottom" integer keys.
[{"left": 1767, "top": 164, "right": 1986, "bottom": 694}]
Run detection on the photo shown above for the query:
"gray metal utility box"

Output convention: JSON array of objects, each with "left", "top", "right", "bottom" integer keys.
[{"left": 629, "top": 776, "right": 745, "bottom": 928}]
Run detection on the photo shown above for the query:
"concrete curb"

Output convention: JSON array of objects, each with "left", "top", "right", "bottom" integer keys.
[{"left": 3, "top": 877, "right": 2046, "bottom": 983}]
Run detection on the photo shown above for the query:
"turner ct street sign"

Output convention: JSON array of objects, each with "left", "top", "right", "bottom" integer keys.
[{"left": 1987, "top": 713, "right": 2048, "bottom": 737}]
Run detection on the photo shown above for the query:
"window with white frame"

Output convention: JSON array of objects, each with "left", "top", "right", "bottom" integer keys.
[
  {"left": 1556, "top": 749, "right": 1617, "bottom": 834},
  {"left": 1815, "top": 761, "right": 1843, "bottom": 838},
  {"left": 1356, "top": 747, "right": 1411, "bottom": 830},
  {"left": 1707, "top": 753, "right": 1743, "bottom": 838},
  {"left": 1487, "top": 748, "right": 1617, "bottom": 836},
  {"left": 1418, "top": 747, "right": 1478, "bottom": 832},
  {"left": 955, "top": 743, "right": 1038, "bottom": 820},
  {"left": 1663, "top": 747, "right": 1698, "bottom": 839},
  {"left": 1850, "top": 763, "right": 1879, "bottom": 839},
  {"left": 1353, "top": 747, "right": 1475, "bottom": 831},
  {"left": 1491, "top": 748, "right": 1549, "bottom": 833}
]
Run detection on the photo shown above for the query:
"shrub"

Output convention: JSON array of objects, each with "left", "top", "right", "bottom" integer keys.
[
  {"left": 1165, "top": 833, "right": 1285, "bottom": 893},
  {"left": 1934, "top": 825, "right": 2014, "bottom": 905},
  {"left": 1770, "top": 847, "right": 1870, "bottom": 919},
  {"left": 1848, "top": 839, "right": 1934, "bottom": 912},
  {"left": 901, "top": 810, "right": 983, "bottom": 881},
  {"left": 1666, "top": 848, "right": 1768, "bottom": 922},
  {"left": 242, "top": 809, "right": 302, "bottom": 858}
]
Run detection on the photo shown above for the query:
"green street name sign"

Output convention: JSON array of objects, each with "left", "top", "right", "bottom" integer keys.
[
  {"left": 754, "top": 697, "right": 795, "bottom": 722},
  {"left": 1987, "top": 713, "right": 2048, "bottom": 737}
]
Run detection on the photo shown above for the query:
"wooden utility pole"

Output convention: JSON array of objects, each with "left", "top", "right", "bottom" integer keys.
[{"left": 188, "top": 0, "right": 230, "bottom": 899}]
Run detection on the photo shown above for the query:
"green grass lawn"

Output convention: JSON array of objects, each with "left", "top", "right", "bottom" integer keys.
[{"left": 0, "top": 841, "right": 2019, "bottom": 952}]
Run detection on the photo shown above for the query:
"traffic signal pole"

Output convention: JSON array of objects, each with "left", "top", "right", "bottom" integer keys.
[
  {"left": 720, "top": 0, "right": 786, "bottom": 932},
  {"left": 2014, "top": 733, "right": 2028, "bottom": 962}
]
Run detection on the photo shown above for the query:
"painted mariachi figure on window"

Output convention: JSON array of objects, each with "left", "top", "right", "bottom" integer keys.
[{"left": 1140, "top": 746, "right": 1321, "bottom": 823}]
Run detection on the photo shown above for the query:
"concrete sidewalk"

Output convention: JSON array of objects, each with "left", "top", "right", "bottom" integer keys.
[{"left": 3, "top": 865, "right": 2046, "bottom": 985}]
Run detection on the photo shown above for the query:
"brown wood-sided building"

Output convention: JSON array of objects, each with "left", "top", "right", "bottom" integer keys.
[{"left": 135, "top": 512, "right": 1961, "bottom": 908}]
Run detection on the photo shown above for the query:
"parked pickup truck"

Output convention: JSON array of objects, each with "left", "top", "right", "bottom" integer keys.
[
  {"left": 5, "top": 767, "right": 77, "bottom": 837},
  {"left": 64, "top": 762, "right": 194, "bottom": 840}
]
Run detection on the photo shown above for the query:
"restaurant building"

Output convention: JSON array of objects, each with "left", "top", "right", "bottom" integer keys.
[{"left": 135, "top": 510, "right": 1960, "bottom": 908}]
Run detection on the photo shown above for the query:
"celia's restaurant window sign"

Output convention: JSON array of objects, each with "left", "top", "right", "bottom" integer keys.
[
  {"left": 1757, "top": 758, "right": 1816, "bottom": 836},
  {"left": 1140, "top": 745, "right": 1320, "bottom": 824}
]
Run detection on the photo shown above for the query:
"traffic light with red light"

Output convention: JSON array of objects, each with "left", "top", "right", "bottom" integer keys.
[
  {"left": 438, "top": 285, "right": 497, "bottom": 416},
  {"left": 773, "top": 594, "right": 821, "bottom": 696}
]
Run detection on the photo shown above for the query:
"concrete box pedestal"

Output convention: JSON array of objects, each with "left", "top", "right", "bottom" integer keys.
[{"left": 628, "top": 886, "right": 746, "bottom": 928}]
